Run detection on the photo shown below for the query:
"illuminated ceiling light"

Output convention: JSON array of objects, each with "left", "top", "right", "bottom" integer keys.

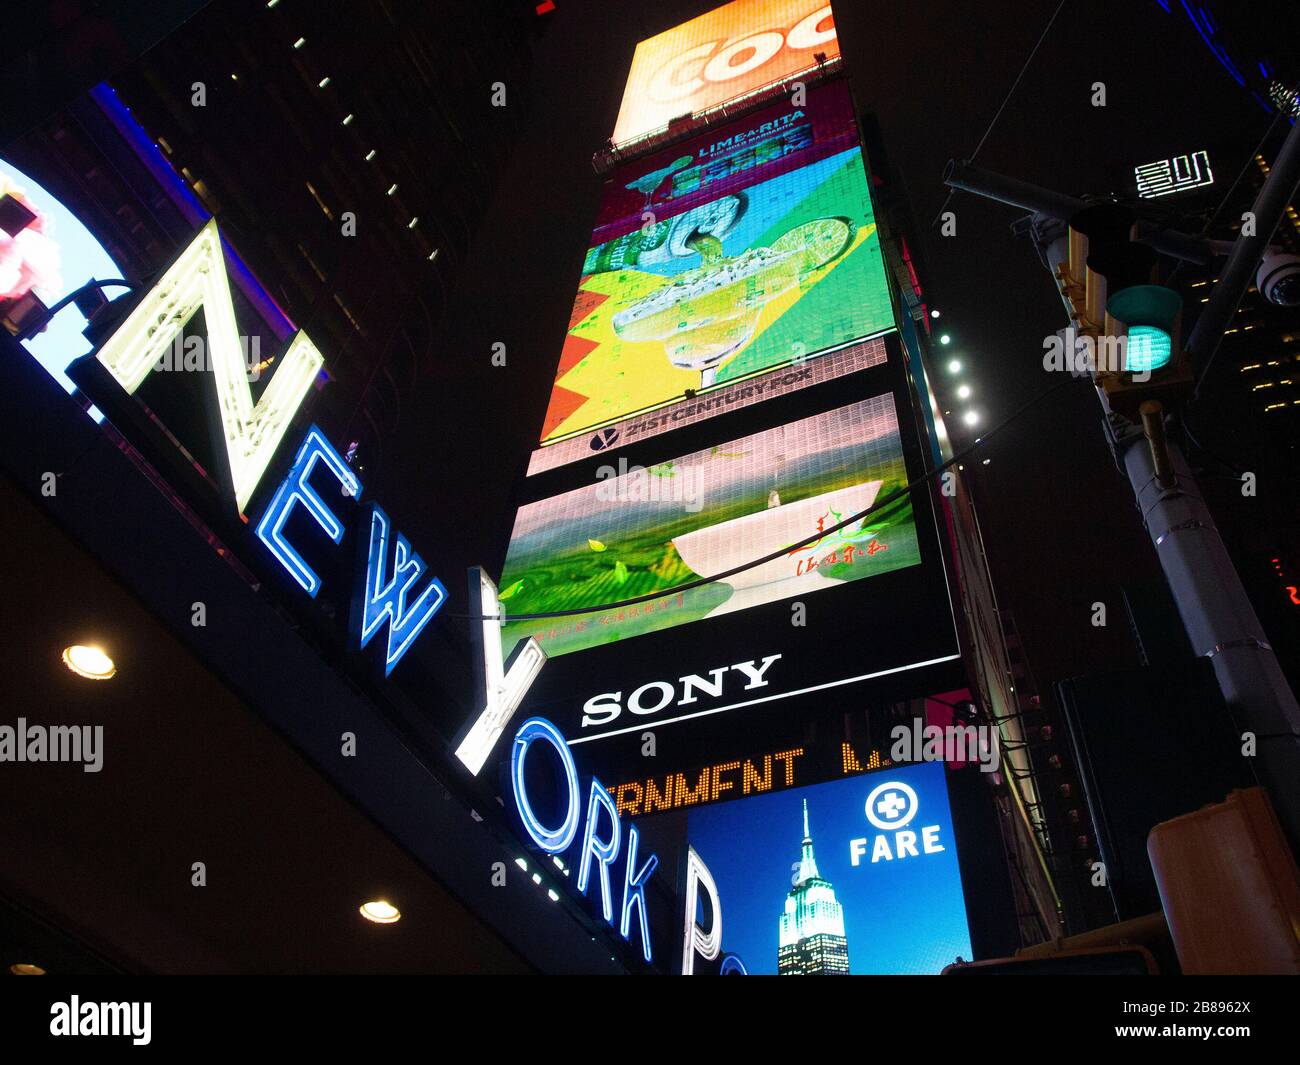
[
  {"left": 318, "top": 77, "right": 331, "bottom": 89},
  {"left": 10, "top": 963, "right": 46, "bottom": 976},
  {"left": 962, "top": 410, "right": 979, "bottom": 426},
  {"left": 514, "top": 858, "right": 527, "bottom": 871},
  {"left": 930, "top": 309, "right": 940, "bottom": 319},
  {"left": 982, "top": 458, "right": 991, "bottom": 465},
  {"left": 230, "top": 73, "right": 239, "bottom": 81},
  {"left": 939, "top": 334, "right": 952, "bottom": 345},
  {"left": 364, "top": 149, "right": 376, "bottom": 161},
  {"left": 61, "top": 645, "right": 116, "bottom": 681},
  {"left": 947, "top": 359, "right": 962, "bottom": 373},
  {"left": 341, "top": 113, "right": 354, "bottom": 126},
  {"left": 266, "top": 0, "right": 281, "bottom": 7},
  {"left": 386, "top": 184, "right": 398, "bottom": 196},
  {"left": 427, "top": 249, "right": 439, "bottom": 262},
  {"left": 359, "top": 900, "right": 400, "bottom": 924},
  {"left": 531, "top": 873, "right": 542, "bottom": 885},
  {"left": 407, "top": 217, "right": 418, "bottom": 229},
  {"left": 547, "top": 889, "right": 559, "bottom": 902},
  {"left": 956, "top": 384, "right": 971, "bottom": 399},
  {"left": 292, "top": 37, "right": 305, "bottom": 49}
]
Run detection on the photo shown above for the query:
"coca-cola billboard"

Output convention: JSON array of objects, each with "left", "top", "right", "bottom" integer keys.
[{"left": 613, "top": 0, "right": 839, "bottom": 146}]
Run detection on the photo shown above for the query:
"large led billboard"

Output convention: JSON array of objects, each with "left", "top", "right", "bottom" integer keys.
[
  {"left": 502, "top": 392, "right": 918, "bottom": 658},
  {"left": 688, "top": 762, "right": 973, "bottom": 974},
  {"left": 594, "top": 78, "right": 858, "bottom": 236},
  {"left": 612, "top": 1, "right": 839, "bottom": 147},
  {"left": 541, "top": 147, "right": 893, "bottom": 446}
]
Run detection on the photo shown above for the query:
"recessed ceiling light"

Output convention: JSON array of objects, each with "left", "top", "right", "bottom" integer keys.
[
  {"left": 947, "top": 359, "right": 962, "bottom": 374},
  {"left": 957, "top": 384, "right": 971, "bottom": 399},
  {"left": 940, "top": 334, "right": 951, "bottom": 345},
  {"left": 930, "top": 309, "right": 940, "bottom": 318},
  {"left": 359, "top": 900, "right": 400, "bottom": 924},
  {"left": 293, "top": 37, "right": 305, "bottom": 49},
  {"left": 61, "top": 645, "right": 116, "bottom": 680},
  {"left": 10, "top": 963, "right": 46, "bottom": 976},
  {"left": 364, "top": 149, "right": 376, "bottom": 161},
  {"left": 962, "top": 411, "right": 979, "bottom": 426}
]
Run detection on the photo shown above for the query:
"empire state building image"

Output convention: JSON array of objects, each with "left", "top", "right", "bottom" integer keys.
[{"left": 778, "top": 800, "right": 851, "bottom": 975}]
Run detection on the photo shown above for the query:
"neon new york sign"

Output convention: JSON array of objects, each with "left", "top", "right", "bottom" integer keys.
[{"left": 81, "top": 219, "right": 445, "bottom": 674}]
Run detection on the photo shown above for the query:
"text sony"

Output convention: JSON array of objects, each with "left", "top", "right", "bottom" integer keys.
[{"left": 580, "top": 654, "right": 782, "bottom": 728}]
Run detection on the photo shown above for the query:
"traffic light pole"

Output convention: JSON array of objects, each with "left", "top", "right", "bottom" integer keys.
[{"left": 944, "top": 161, "right": 1300, "bottom": 853}]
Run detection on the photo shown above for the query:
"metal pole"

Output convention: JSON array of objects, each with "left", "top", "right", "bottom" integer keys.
[
  {"left": 944, "top": 159, "right": 1234, "bottom": 264},
  {"left": 1185, "top": 114, "right": 1300, "bottom": 372},
  {"left": 946, "top": 160, "right": 1300, "bottom": 851},
  {"left": 1114, "top": 420, "right": 1300, "bottom": 850}
]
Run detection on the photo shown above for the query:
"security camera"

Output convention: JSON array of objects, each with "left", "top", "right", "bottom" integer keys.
[{"left": 1256, "top": 251, "right": 1300, "bottom": 306}]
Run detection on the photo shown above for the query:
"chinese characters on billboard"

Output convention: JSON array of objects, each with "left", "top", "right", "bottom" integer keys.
[{"left": 502, "top": 393, "right": 919, "bottom": 658}]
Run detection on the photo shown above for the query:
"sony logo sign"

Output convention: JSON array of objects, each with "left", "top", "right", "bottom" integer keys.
[{"left": 581, "top": 655, "right": 782, "bottom": 729}]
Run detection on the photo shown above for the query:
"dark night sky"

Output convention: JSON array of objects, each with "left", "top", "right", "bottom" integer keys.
[{"left": 386, "top": 0, "right": 1300, "bottom": 691}]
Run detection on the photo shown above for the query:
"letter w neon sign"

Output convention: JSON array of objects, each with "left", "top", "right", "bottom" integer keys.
[{"left": 81, "top": 219, "right": 446, "bottom": 673}]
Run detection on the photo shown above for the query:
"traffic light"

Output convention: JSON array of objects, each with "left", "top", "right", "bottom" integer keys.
[{"left": 1062, "top": 203, "right": 1192, "bottom": 417}]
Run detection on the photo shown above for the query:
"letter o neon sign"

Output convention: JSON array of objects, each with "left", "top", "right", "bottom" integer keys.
[{"left": 511, "top": 717, "right": 581, "bottom": 853}]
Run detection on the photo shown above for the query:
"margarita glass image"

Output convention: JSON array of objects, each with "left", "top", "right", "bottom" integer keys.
[
  {"left": 671, "top": 480, "right": 882, "bottom": 617},
  {"left": 610, "top": 216, "right": 854, "bottom": 388}
]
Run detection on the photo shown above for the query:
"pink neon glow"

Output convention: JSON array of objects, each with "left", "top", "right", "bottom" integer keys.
[{"left": 0, "top": 177, "right": 63, "bottom": 304}]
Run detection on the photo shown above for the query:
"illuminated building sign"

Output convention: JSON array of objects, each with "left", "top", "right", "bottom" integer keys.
[
  {"left": 527, "top": 336, "right": 885, "bottom": 476},
  {"left": 688, "top": 761, "right": 972, "bottom": 974},
  {"left": 70, "top": 220, "right": 446, "bottom": 674},
  {"left": 540, "top": 144, "right": 893, "bottom": 447},
  {"left": 1135, "top": 150, "right": 1214, "bottom": 199},
  {"left": 613, "top": 0, "right": 839, "bottom": 147},
  {"left": 611, "top": 742, "right": 890, "bottom": 818},
  {"left": 595, "top": 79, "right": 858, "bottom": 235},
  {"left": 509, "top": 715, "right": 748, "bottom": 974},
  {"left": 93, "top": 219, "right": 322, "bottom": 512},
  {"left": 509, "top": 716, "right": 661, "bottom": 963},
  {"left": 503, "top": 394, "right": 921, "bottom": 660}
]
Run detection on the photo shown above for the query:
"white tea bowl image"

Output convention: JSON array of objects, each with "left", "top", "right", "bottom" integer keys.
[{"left": 671, "top": 481, "right": 883, "bottom": 617}]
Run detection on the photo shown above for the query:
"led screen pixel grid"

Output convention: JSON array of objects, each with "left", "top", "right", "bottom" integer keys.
[
  {"left": 542, "top": 147, "right": 894, "bottom": 446},
  {"left": 502, "top": 393, "right": 919, "bottom": 659},
  {"left": 612, "top": 0, "right": 839, "bottom": 146}
]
